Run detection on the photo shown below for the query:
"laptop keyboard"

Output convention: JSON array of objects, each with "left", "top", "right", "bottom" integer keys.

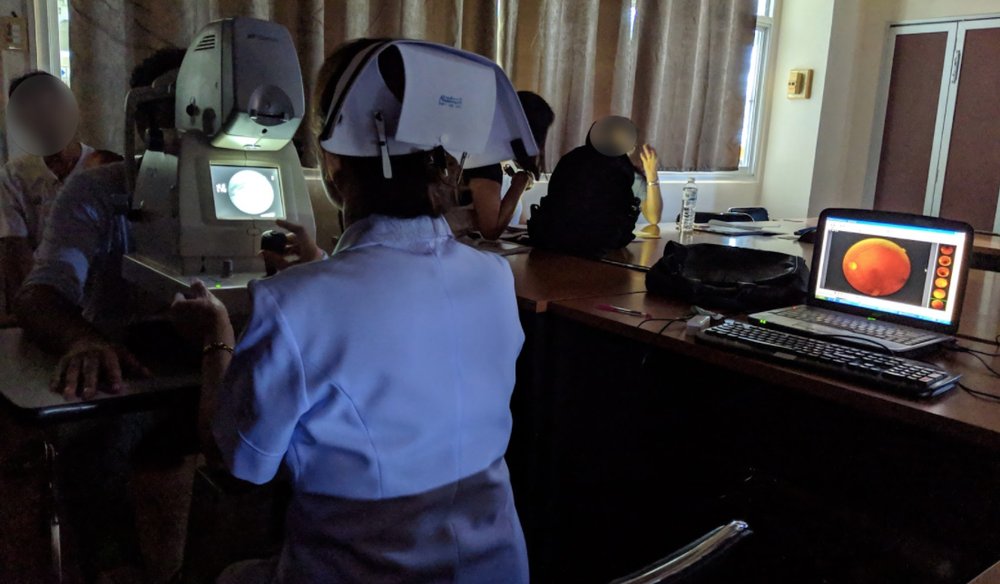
[{"left": 774, "top": 307, "right": 937, "bottom": 346}]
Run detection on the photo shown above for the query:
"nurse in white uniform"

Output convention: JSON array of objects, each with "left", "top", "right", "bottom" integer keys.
[{"left": 172, "top": 38, "right": 536, "bottom": 583}]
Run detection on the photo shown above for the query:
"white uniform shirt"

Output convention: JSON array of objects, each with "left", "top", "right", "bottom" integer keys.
[
  {"left": 0, "top": 144, "right": 94, "bottom": 249},
  {"left": 214, "top": 214, "right": 526, "bottom": 500}
]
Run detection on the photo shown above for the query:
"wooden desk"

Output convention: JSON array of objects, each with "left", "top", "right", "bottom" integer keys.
[
  {"left": 605, "top": 223, "right": 1000, "bottom": 272},
  {"left": 532, "top": 289, "right": 1000, "bottom": 581},
  {"left": 961, "top": 269, "right": 1000, "bottom": 345},
  {"left": 0, "top": 328, "right": 200, "bottom": 421},
  {"left": 603, "top": 221, "right": 811, "bottom": 270},
  {"left": 971, "top": 560, "right": 1000, "bottom": 584},
  {"left": 505, "top": 249, "right": 647, "bottom": 313},
  {"left": 975, "top": 232, "right": 1000, "bottom": 259},
  {"left": 548, "top": 292, "right": 1000, "bottom": 451}
]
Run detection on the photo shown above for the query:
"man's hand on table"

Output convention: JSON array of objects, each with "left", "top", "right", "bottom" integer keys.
[{"left": 50, "top": 337, "right": 151, "bottom": 401}]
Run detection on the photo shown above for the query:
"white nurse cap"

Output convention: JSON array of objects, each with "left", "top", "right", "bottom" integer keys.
[{"left": 318, "top": 40, "right": 538, "bottom": 178}]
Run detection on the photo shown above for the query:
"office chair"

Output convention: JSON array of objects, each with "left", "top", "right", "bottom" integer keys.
[
  {"left": 727, "top": 207, "right": 769, "bottom": 221},
  {"left": 674, "top": 212, "right": 756, "bottom": 224},
  {"left": 610, "top": 520, "right": 752, "bottom": 584}
]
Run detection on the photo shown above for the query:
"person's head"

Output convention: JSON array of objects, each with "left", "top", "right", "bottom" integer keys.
[
  {"left": 515, "top": 91, "right": 554, "bottom": 174},
  {"left": 587, "top": 115, "right": 638, "bottom": 158},
  {"left": 312, "top": 39, "right": 456, "bottom": 223},
  {"left": 130, "top": 47, "right": 187, "bottom": 142},
  {"left": 6, "top": 71, "right": 79, "bottom": 157},
  {"left": 9, "top": 70, "right": 55, "bottom": 98}
]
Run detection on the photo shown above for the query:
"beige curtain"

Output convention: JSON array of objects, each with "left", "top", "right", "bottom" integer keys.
[
  {"left": 512, "top": 0, "right": 756, "bottom": 171},
  {"left": 69, "top": 0, "right": 505, "bottom": 161}
]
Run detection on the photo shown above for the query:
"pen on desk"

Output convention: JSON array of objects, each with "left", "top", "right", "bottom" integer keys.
[{"left": 596, "top": 303, "right": 649, "bottom": 318}]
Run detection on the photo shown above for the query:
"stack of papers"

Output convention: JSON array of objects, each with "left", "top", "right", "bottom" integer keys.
[{"left": 693, "top": 220, "right": 783, "bottom": 236}]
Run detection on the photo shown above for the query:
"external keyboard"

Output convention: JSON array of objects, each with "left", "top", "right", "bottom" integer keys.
[
  {"left": 773, "top": 307, "right": 937, "bottom": 346},
  {"left": 697, "top": 321, "right": 959, "bottom": 398}
]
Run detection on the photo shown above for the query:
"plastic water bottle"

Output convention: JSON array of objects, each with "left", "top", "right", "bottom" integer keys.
[{"left": 679, "top": 177, "right": 698, "bottom": 232}]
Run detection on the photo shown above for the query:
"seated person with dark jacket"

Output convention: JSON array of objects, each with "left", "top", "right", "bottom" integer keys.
[{"left": 528, "top": 115, "right": 644, "bottom": 256}]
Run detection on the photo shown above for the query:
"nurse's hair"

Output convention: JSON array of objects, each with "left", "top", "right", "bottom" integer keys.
[{"left": 312, "top": 38, "right": 457, "bottom": 219}]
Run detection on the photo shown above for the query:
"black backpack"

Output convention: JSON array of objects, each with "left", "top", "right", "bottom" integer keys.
[{"left": 528, "top": 145, "right": 640, "bottom": 257}]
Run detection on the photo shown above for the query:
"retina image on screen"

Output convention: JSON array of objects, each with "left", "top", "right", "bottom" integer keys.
[
  {"left": 211, "top": 164, "right": 285, "bottom": 220},
  {"left": 814, "top": 218, "right": 965, "bottom": 325}
]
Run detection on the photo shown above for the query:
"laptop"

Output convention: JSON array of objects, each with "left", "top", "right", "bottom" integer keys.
[{"left": 750, "top": 209, "right": 974, "bottom": 355}]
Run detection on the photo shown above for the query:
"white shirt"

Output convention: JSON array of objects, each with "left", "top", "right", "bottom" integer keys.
[
  {"left": 0, "top": 144, "right": 94, "bottom": 249},
  {"left": 214, "top": 214, "right": 526, "bottom": 499}
]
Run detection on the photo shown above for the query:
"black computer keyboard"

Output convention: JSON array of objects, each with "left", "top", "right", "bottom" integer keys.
[
  {"left": 697, "top": 321, "right": 959, "bottom": 398},
  {"left": 773, "top": 307, "right": 937, "bottom": 346}
]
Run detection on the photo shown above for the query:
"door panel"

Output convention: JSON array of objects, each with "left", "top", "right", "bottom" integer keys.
[
  {"left": 873, "top": 31, "right": 950, "bottom": 215},
  {"left": 938, "top": 25, "right": 1000, "bottom": 232}
]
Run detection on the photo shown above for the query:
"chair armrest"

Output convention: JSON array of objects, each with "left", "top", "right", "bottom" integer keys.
[{"left": 609, "top": 520, "right": 751, "bottom": 584}]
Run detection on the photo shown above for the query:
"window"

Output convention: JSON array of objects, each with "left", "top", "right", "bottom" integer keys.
[
  {"left": 642, "top": 0, "right": 776, "bottom": 178},
  {"left": 34, "top": 0, "right": 71, "bottom": 85},
  {"left": 57, "top": 0, "right": 70, "bottom": 84},
  {"left": 736, "top": 0, "right": 775, "bottom": 175}
]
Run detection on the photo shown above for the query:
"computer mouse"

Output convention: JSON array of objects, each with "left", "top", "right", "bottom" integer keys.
[
  {"left": 260, "top": 230, "right": 288, "bottom": 254},
  {"left": 795, "top": 226, "right": 817, "bottom": 243}
]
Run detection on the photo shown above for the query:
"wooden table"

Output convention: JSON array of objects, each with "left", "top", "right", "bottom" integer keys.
[
  {"left": 606, "top": 223, "right": 1000, "bottom": 272},
  {"left": 506, "top": 249, "right": 647, "bottom": 313},
  {"left": 971, "top": 560, "right": 1000, "bottom": 584},
  {"left": 961, "top": 269, "right": 1000, "bottom": 345},
  {"left": 0, "top": 328, "right": 200, "bottom": 421},
  {"left": 975, "top": 232, "right": 1000, "bottom": 259},
  {"left": 548, "top": 291, "right": 1000, "bottom": 451},
  {"left": 603, "top": 221, "right": 812, "bottom": 270}
]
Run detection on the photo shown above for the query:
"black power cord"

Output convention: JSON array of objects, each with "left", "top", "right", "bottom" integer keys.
[{"left": 946, "top": 344, "right": 1000, "bottom": 401}]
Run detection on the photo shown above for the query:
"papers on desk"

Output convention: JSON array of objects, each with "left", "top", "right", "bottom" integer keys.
[
  {"left": 693, "top": 220, "right": 783, "bottom": 236},
  {"left": 459, "top": 237, "right": 532, "bottom": 256}
]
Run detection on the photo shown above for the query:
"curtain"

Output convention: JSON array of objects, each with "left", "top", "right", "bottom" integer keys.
[
  {"left": 68, "top": 0, "right": 504, "bottom": 161},
  {"left": 511, "top": 0, "right": 756, "bottom": 171},
  {"left": 68, "top": 0, "right": 753, "bottom": 170}
]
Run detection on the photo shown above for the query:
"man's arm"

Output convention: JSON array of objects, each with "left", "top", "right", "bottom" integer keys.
[
  {"left": 16, "top": 283, "right": 146, "bottom": 399},
  {"left": 471, "top": 172, "right": 531, "bottom": 240},
  {"left": 16, "top": 167, "right": 147, "bottom": 399},
  {"left": 15, "top": 283, "right": 102, "bottom": 353},
  {"left": 0, "top": 237, "right": 33, "bottom": 321}
]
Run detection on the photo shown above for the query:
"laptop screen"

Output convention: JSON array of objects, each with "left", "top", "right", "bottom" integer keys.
[{"left": 812, "top": 215, "right": 968, "bottom": 327}]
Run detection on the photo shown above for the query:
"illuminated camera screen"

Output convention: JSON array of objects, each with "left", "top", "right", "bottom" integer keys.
[{"left": 210, "top": 164, "right": 285, "bottom": 220}]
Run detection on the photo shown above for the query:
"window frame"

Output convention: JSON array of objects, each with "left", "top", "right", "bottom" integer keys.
[
  {"left": 33, "top": 0, "right": 70, "bottom": 84},
  {"left": 656, "top": 0, "right": 777, "bottom": 182}
]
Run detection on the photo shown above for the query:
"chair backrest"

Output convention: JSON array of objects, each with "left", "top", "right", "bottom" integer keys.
[
  {"left": 727, "top": 207, "right": 769, "bottom": 221},
  {"left": 608, "top": 520, "right": 751, "bottom": 584}
]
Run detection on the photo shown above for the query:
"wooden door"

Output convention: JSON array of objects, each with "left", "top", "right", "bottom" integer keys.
[
  {"left": 870, "top": 24, "right": 956, "bottom": 215},
  {"left": 937, "top": 21, "right": 1000, "bottom": 232}
]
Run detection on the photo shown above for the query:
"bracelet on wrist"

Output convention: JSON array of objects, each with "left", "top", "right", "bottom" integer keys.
[{"left": 202, "top": 341, "right": 234, "bottom": 356}]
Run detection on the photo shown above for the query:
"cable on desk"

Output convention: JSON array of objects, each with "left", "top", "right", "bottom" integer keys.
[
  {"left": 947, "top": 346, "right": 1000, "bottom": 378},
  {"left": 947, "top": 344, "right": 1000, "bottom": 358},
  {"left": 636, "top": 314, "right": 695, "bottom": 331},
  {"left": 637, "top": 314, "right": 695, "bottom": 370},
  {"left": 958, "top": 382, "right": 1000, "bottom": 402}
]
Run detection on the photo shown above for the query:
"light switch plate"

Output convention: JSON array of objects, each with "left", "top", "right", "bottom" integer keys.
[{"left": 787, "top": 68, "right": 813, "bottom": 99}]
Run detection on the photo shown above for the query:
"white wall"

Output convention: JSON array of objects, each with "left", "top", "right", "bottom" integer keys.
[
  {"left": 756, "top": 0, "right": 1000, "bottom": 219},
  {"left": 893, "top": 0, "right": 1000, "bottom": 21},
  {"left": 758, "top": 0, "right": 835, "bottom": 219},
  {"left": 0, "top": 0, "right": 37, "bottom": 163}
]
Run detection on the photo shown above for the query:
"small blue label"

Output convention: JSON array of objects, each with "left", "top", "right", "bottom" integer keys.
[{"left": 439, "top": 95, "right": 463, "bottom": 108}]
